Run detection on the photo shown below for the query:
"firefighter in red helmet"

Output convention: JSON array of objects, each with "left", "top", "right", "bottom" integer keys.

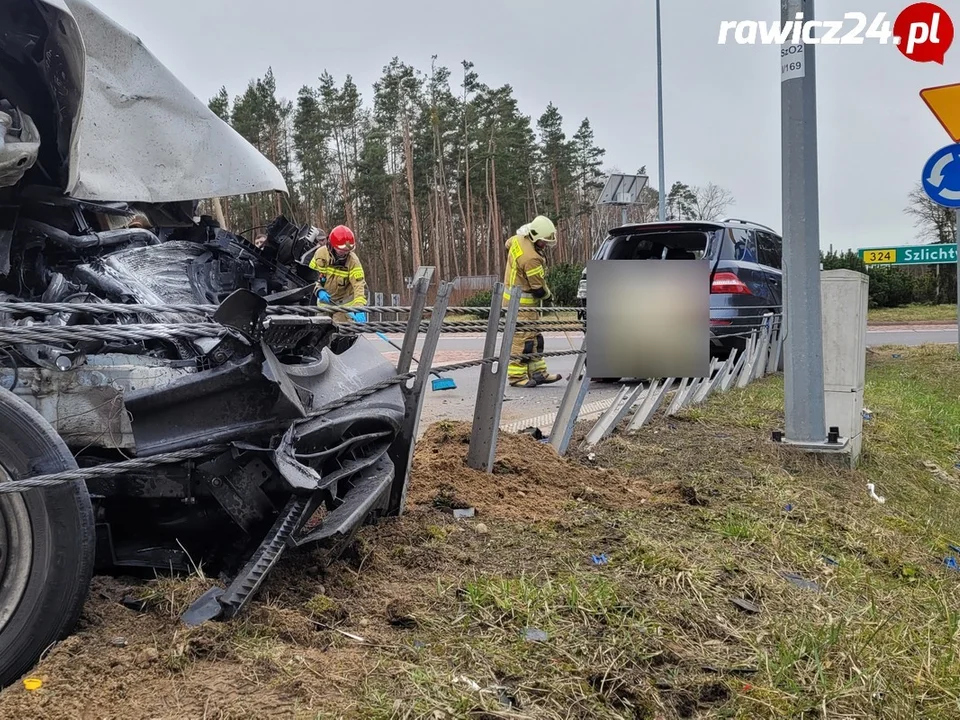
[{"left": 309, "top": 225, "right": 367, "bottom": 323}]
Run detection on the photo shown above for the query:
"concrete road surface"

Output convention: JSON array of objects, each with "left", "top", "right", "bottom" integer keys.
[{"left": 370, "top": 325, "right": 957, "bottom": 435}]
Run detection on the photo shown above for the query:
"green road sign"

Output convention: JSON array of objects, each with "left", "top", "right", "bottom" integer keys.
[{"left": 858, "top": 244, "right": 958, "bottom": 266}]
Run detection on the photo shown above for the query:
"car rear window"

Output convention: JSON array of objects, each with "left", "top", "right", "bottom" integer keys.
[{"left": 596, "top": 230, "right": 720, "bottom": 261}]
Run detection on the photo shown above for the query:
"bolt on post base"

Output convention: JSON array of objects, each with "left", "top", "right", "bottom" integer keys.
[{"left": 771, "top": 426, "right": 850, "bottom": 455}]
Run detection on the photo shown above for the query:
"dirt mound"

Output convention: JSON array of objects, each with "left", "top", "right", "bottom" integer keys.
[
  {"left": 0, "top": 421, "right": 674, "bottom": 719},
  {"left": 409, "top": 420, "right": 655, "bottom": 520}
]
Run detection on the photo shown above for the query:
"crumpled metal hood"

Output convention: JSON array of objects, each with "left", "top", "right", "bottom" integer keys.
[{"left": 33, "top": 0, "right": 288, "bottom": 203}]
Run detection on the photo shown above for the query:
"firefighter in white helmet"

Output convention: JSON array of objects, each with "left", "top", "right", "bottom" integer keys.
[
  {"left": 309, "top": 225, "right": 367, "bottom": 324},
  {"left": 502, "top": 215, "right": 563, "bottom": 388}
]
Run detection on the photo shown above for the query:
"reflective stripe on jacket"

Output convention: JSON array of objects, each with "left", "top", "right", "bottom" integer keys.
[
  {"left": 309, "top": 246, "right": 367, "bottom": 306},
  {"left": 502, "top": 235, "right": 548, "bottom": 306}
]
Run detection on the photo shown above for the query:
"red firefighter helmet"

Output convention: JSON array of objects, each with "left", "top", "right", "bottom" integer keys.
[{"left": 328, "top": 225, "right": 356, "bottom": 259}]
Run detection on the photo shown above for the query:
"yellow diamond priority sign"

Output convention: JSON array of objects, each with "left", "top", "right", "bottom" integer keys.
[{"left": 920, "top": 83, "right": 960, "bottom": 142}]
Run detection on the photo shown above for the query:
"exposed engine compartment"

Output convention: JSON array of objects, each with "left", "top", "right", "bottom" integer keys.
[
  {"left": 0, "top": 1, "right": 423, "bottom": 689},
  {"left": 0, "top": 101, "right": 413, "bottom": 619}
]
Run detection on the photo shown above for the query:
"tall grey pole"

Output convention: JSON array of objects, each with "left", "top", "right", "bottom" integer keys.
[
  {"left": 782, "top": 0, "right": 826, "bottom": 443},
  {"left": 655, "top": 0, "right": 666, "bottom": 222},
  {"left": 955, "top": 209, "right": 959, "bottom": 350}
]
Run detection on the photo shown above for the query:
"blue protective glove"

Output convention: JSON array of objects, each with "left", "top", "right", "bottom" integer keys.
[
  {"left": 317, "top": 289, "right": 332, "bottom": 304},
  {"left": 349, "top": 311, "right": 368, "bottom": 323}
]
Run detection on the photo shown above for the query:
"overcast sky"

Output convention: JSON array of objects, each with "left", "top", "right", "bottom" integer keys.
[{"left": 92, "top": 0, "right": 959, "bottom": 252}]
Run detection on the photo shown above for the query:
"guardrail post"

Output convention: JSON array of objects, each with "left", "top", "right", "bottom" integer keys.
[
  {"left": 719, "top": 349, "right": 746, "bottom": 392},
  {"left": 391, "top": 294, "right": 401, "bottom": 323},
  {"left": 691, "top": 357, "right": 726, "bottom": 405},
  {"left": 466, "top": 283, "right": 520, "bottom": 472},
  {"left": 666, "top": 375, "right": 701, "bottom": 416},
  {"left": 581, "top": 384, "right": 633, "bottom": 450},
  {"left": 396, "top": 267, "right": 434, "bottom": 375},
  {"left": 753, "top": 313, "right": 774, "bottom": 381},
  {"left": 375, "top": 292, "right": 384, "bottom": 323},
  {"left": 737, "top": 329, "right": 760, "bottom": 388},
  {"left": 549, "top": 337, "right": 589, "bottom": 456},
  {"left": 766, "top": 315, "right": 784, "bottom": 374},
  {"left": 389, "top": 279, "right": 452, "bottom": 513},
  {"left": 626, "top": 377, "right": 673, "bottom": 432}
]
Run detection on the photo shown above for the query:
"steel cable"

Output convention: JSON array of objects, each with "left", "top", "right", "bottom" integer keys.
[
  {"left": 0, "top": 372, "right": 412, "bottom": 495},
  {"left": 0, "top": 296, "right": 782, "bottom": 494},
  {"left": 0, "top": 323, "right": 233, "bottom": 346}
]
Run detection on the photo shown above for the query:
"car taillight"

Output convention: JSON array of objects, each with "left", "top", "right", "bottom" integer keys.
[{"left": 710, "top": 272, "right": 752, "bottom": 295}]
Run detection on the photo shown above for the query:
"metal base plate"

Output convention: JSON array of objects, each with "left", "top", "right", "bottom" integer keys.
[{"left": 774, "top": 437, "right": 851, "bottom": 454}]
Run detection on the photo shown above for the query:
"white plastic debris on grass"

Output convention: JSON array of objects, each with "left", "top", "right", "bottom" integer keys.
[
  {"left": 454, "top": 676, "right": 482, "bottom": 692},
  {"left": 867, "top": 483, "right": 886, "bottom": 504}
]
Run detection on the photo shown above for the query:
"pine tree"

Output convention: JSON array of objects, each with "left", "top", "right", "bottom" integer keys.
[
  {"left": 571, "top": 118, "right": 605, "bottom": 262},
  {"left": 208, "top": 61, "right": 734, "bottom": 300},
  {"left": 293, "top": 85, "right": 332, "bottom": 228}
]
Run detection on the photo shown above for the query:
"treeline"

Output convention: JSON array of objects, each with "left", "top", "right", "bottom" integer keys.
[
  {"left": 821, "top": 249, "right": 957, "bottom": 308},
  {"left": 202, "top": 59, "right": 735, "bottom": 297}
]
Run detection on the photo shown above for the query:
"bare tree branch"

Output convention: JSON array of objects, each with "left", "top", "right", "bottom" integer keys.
[
  {"left": 905, "top": 183, "right": 955, "bottom": 244},
  {"left": 689, "top": 182, "right": 735, "bottom": 221}
]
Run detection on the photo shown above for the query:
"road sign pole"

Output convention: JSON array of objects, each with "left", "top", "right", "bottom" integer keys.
[
  {"left": 781, "top": 0, "right": 827, "bottom": 444},
  {"left": 655, "top": 0, "right": 666, "bottom": 222},
  {"left": 956, "top": 209, "right": 959, "bottom": 351}
]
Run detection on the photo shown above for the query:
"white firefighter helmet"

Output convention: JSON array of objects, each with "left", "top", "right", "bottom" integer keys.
[{"left": 525, "top": 215, "right": 557, "bottom": 248}]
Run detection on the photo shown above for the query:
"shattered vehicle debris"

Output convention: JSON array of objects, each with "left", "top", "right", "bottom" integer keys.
[{"left": 0, "top": 0, "right": 421, "bottom": 688}]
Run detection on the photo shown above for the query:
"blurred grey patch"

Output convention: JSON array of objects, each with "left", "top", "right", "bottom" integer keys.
[
  {"left": 586, "top": 260, "right": 710, "bottom": 379},
  {"left": 523, "top": 627, "right": 548, "bottom": 642}
]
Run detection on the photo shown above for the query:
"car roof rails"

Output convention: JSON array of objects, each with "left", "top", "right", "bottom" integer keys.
[{"left": 720, "top": 217, "right": 779, "bottom": 235}]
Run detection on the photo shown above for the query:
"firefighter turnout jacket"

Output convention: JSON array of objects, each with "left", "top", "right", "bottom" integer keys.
[
  {"left": 502, "top": 234, "right": 550, "bottom": 306},
  {"left": 309, "top": 246, "right": 367, "bottom": 308},
  {"left": 502, "top": 234, "right": 554, "bottom": 385}
]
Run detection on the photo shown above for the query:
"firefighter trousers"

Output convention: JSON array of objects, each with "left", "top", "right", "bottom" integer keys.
[{"left": 508, "top": 309, "right": 550, "bottom": 382}]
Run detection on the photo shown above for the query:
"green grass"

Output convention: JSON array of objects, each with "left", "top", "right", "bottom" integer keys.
[
  {"left": 18, "top": 345, "right": 960, "bottom": 720},
  {"left": 868, "top": 303, "right": 957, "bottom": 323},
  {"left": 351, "top": 344, "right": 960, "bottom": 718}
]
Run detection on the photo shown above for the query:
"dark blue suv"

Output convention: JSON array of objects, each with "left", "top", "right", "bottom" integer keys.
[{"left": 577, "top": 218, "right": 783, "bottom": 365}]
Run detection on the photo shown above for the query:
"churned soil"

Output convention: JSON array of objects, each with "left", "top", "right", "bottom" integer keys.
[
  {"left": 409, "top": 420, "right": 658, "bottom": 520},
  {"left": 0, "top": 420, "right": 678, "bottom": 720}
]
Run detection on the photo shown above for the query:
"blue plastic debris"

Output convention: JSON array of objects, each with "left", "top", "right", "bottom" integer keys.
[
  {"left": 945, "top": 557, "right": 960, "bottom": 572},
  {"left": 784, "top": 504, "right": 794, "bottom": 512},
  {"left": 591, "top": 554, "right": 609, "bottom": 565},
  {"left": 892, "top": 354, "right": 902, "bottom": 359},
  {"left": 822, "top": 556, "right": 840, "bottom": 566},
  {"left": 950, "top": 545, "right": 960, "bottom": 556}
]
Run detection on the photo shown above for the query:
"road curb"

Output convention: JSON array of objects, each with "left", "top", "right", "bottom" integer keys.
[
  {"left": 500, "top": 398, "right": 617, "bottom": 436},
  {"left": 868, "top": 321, "right": 957, "bottom": 328}
]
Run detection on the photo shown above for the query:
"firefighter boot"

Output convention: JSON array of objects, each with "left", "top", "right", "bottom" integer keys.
[
  {"left": 531, "top": 370, "right": 563, "bottom": 385},
  {"left": 528, "top": 336, "right": 561, "bottom": 385},
  {"left": 509, "top": 376, "right": 538, "bottom": 388}
]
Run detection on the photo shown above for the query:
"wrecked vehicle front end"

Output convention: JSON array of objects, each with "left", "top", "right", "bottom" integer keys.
[{"left": 0, "top": 0, "right": 426, "bottom": 686}]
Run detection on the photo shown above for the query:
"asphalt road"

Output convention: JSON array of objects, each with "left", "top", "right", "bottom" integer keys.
[{"left": 372, "top": 325, "right": 957, "bottom": 432}]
